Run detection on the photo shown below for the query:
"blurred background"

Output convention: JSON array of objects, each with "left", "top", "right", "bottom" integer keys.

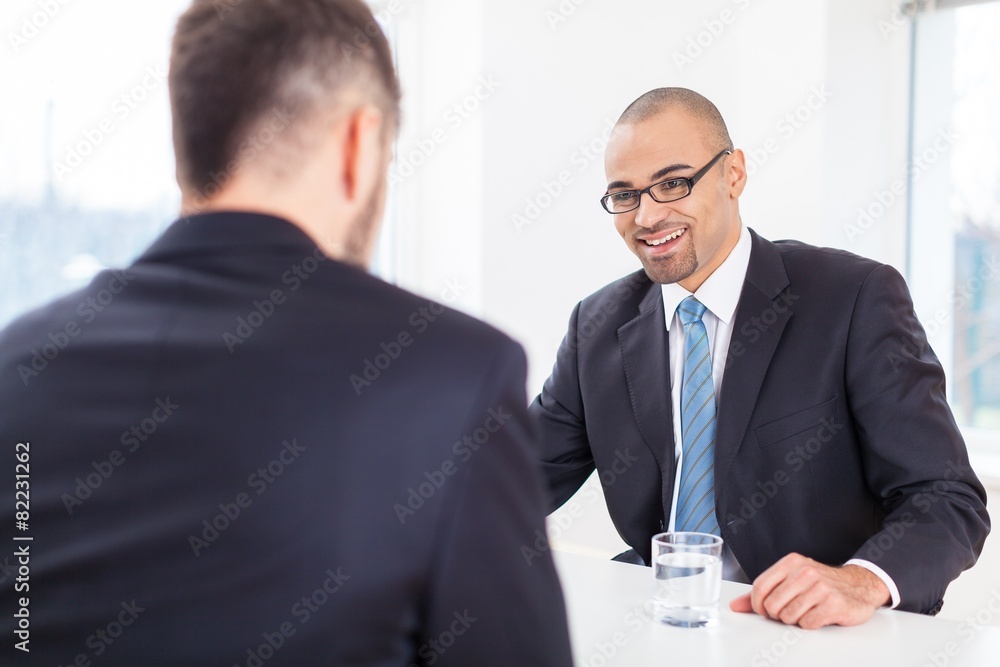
[{"left": 2, "top": 0, "right": 998, "bottom": 622}]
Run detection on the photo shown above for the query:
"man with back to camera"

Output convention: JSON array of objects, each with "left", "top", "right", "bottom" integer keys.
[
  {"left": 0, "top": 1, "right": 573, "bottom": 664},
  {"left": 530, "top": 87, "right": 990, "bottom": 629}
]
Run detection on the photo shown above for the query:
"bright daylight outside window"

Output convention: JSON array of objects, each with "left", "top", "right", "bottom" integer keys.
[
  {"left": 0, "top": 1, "right": 192, "bottom": 331},
  {"left": 909, "top": 0, "right": 1000, "bottom": 442},
  {"left": 0, "top": 1, "right": 398, "bottom": 333}
]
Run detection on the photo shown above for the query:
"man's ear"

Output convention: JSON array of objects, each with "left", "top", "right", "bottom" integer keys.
[
  {"left": 340, "top": 105, "right": 387, "bottom": 205},
  {"left": 728, "top": 148, "right": 748, "bottom": 199}
]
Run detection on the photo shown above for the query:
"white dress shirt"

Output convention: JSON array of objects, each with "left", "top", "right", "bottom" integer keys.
[{"left": 659, "top": 226, "right": 900, "bottom": 608}]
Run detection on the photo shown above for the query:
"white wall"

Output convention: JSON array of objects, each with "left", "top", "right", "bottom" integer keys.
[{"left": 387, "top": 0, "right": 913, "bottom": 392}]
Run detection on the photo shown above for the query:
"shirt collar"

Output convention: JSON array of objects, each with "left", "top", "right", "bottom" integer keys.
[{"left": 661, "top": 225, "right": 752, "bottom": 330}]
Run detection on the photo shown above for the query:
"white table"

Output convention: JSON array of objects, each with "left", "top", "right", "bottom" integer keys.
[{"left": 553, "top": 550, "right": 1000, "bottom": 666}]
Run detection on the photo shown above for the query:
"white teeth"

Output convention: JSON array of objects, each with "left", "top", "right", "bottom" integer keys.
[{"left": 645, "top": 228, "right": 686, "bottom": 246}]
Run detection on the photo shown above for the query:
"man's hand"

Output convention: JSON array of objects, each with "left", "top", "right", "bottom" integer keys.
[{"left": 729, "top": 553, "right": 890, "bottom": 629}]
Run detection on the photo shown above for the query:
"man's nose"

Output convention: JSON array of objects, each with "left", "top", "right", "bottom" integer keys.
[{"left": 633, "top": 193, "right": 670, "bottom": 228}]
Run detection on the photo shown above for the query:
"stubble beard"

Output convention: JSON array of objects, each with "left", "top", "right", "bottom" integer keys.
[
  {"left": 341, "top": 185, "right": 384, "bottom": 269},
  {"left": 639, "top": 238, "right": 698, "bottom": 285}
]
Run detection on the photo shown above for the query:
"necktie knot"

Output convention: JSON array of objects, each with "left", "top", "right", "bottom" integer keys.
[{"left": 677, "top": 296, "right": 707, "bottom": 326}]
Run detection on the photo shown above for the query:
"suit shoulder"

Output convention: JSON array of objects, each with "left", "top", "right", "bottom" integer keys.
[
  {"left": 346, "top": 270, "right": 523, "bottom": 364},
  {"left": 770, "top": 238, "right": 887, "bottom": 282},
  {"left": 0, "top": 285, "right": 90, "bottom": 353},
  {"left": 577, "top": 270, "right": 653, "bottom": 311}
]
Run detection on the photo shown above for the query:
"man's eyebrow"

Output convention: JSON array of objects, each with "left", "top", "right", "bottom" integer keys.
[
  {"left": 606, "top": 163, "right": 693, "bottom": 191},
  {"left": 649, "top": 162, "right": 692, "bottom": 182}
]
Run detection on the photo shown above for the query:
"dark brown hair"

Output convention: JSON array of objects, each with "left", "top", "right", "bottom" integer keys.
[{"left": 169, "top": 0, "right": 401, "bottom": 198}]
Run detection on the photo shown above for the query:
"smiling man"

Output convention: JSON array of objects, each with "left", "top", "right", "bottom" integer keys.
[{"left": 529, "top": 87, "right": 990, "bottom": 628}]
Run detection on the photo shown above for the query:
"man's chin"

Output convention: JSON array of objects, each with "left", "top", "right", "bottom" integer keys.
[{"left": 640, "top": 256, "right": 696, "bottom": 286}]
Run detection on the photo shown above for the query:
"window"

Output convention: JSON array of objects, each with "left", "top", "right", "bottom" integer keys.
[
  {"left": 0, "top": 0, "right": 188, "bottom": 329},
  {"left": 909, "top": 1, "right": 1000, "bottom": 453},
  {"left": 0, "top": 0, "right": 400, "bottom": 332}
]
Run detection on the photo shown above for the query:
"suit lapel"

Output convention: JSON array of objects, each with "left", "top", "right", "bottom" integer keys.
[
  {"left": 617, "top": 282, "right": 673, "bottom": 472},
  {"left": 716, "top": 230, "right": 792, "bottom": 489}
]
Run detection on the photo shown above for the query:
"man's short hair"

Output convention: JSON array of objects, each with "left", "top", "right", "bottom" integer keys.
[
  {"left": 169, "top": 0, "right": 401, "bottom": 199},
  {"left": 617, "top": 88, "right": 734, "bottom": 153}
]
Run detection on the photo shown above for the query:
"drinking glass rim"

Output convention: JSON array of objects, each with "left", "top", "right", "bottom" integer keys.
[{"left": 652, "top": 531, "right": 723, "bottom": 547}]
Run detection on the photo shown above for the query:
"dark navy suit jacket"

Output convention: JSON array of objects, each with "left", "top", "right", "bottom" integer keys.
[
  {"left": 0, "top": 212, "right": 572, "bottom": 666},
  {"left": 531, "top": 228, "right": 989, "bottom": 614}
]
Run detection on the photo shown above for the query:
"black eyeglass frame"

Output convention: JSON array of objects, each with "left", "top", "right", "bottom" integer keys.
[{"left": 600, "top": 149, "right": 733, "bottom": 214}]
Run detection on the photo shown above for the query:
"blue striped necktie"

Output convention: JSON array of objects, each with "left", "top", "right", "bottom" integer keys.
[{"left": 675, "top": 296, "right": 721, "bottom": 535}]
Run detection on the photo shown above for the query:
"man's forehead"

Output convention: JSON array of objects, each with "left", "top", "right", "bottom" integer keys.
[
  {"left": 605, "top": 119, "right": 704, "bottom": 180},
  {"left": 609, "top": 108, "right": 705, "bottom": 150}
]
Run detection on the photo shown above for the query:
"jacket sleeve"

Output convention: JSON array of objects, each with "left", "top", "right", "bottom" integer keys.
[
  {"left": 528, "top": 302, "right": 598, "bottom": 513},
  {"left": 845, "top": 263, "right": 990, "bottom": 614},
  {"left": 424, "top": 340, "right": 574, "bottom": 667}
]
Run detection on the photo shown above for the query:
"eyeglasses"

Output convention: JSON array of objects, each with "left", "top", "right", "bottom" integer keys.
[{"left": 600, "top": 149, "right": 732, "bottom": 214}]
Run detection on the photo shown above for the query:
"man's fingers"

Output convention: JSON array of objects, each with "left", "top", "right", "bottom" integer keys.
[
  {"left": 774, "top": 581, "right": 826, "bottom": 627},
  {"left": 749, "top": 558, "right": 796, "bottom": 618},
  {"left": 798, "top": 606, "right": 836, "bottom": 631},
  {"left": 739, "top": 557, "right": 883, "bottom": 629},
  {"left": 750, "top": 582, "right": 772, "bottom": 618},
  {"left": 729, "top": 592, "right": 754, "bottom": 613},
  {"left": 747, "top": 554, "right": 817, "bottom": 620},
  {"left": 761, "top": 565, "right": 820, "bottom": 621}
]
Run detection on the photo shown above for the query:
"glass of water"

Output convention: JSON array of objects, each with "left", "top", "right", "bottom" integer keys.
[{"left": 651, "top": 532, "right": 723, "bottom": 627}]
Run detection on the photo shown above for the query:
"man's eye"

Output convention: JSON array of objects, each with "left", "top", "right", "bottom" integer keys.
[
  {"left": 610, "top": 191, "right": 635, "bottom": 202},
  {"left": 658, "top": 180, "right": 686, "bottom": 191}
]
